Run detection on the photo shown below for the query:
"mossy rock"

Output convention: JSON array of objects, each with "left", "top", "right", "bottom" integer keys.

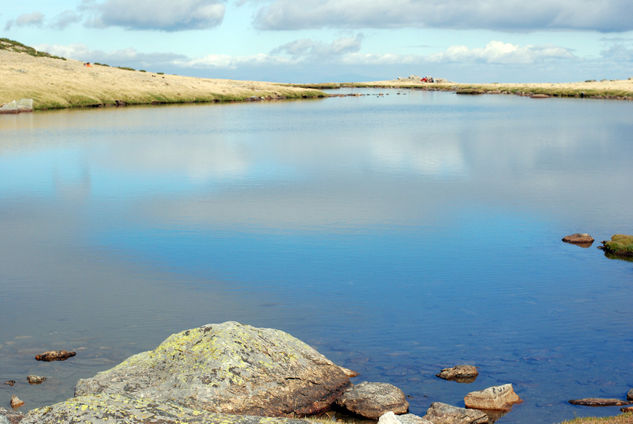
[
  {"left": 21, "top": 393, "right": 314, "bottom": 424},
  {"left": 75, "top": 322, "right": 350, "bottom": 417},
  {"left": 601, "top": 235, "right": 633, "bottom": 257}
]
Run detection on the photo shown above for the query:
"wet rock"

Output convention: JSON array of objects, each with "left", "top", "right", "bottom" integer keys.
[
  {"left": 422, "top": 402, "right": 488, "bottom": 424},
  {"left": 75, "top": 321, "right": 350, "bottom": 417},
  {"left": 26, "top": 376, "right": 46, "bottom": 385},
  {"left": 464, "top": 384, "right": 522, "bottom": 411},
  {"left": 599, "top": 234, "right": 633, "bottom": 257},
  {"left": 34, "top": 350, "right": 76, "bottom": 361},
  {"left": 2, "top": 381, "right": 15, "bottom": 387},
  {"left": 562, "top": 233, "right": 594, "bottom": 247},
  {"left": 9, "top": 396, "right": 23, "bottom": 409},
  {"left": 336, "top": 382, "right": 409, "bottom": 419},
  {"left": 339, "top": 366, "right": 359, "bottom": 378},
  {"left": 569, "top": 398, "right": 633, "bottom": 407},
  {"left": 20, "top": 393, "right": 313, "bottom": 424},
  {"left": 379, "top": 411, "right": 432, "bottom": 424},
  {"left": 0, "top": 407, "right": 24, "bottom": 424},
  {"left": 621, "top": 406, "right": 633, "bottom": 413},
  {"left": 628, "top": 389, "right": 633, "bottom": 401},
  {"left": 436, "top": 365, "right": 479, "bottom": 382}
]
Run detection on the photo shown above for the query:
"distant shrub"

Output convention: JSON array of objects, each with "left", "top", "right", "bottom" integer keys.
[
  {"left": 157, "top": 72, "right": 165, "bottom": 75},
  {"left": 140, "top": 69, "right": 147, "bottom": 72},
  {"left": 116, "top": 66, "right": 136, "bottom": 71},
  {"left": 94, "top": 62, "right": 110, "bottom": 67},
  {"left": 585, "top": 79, "right": 596, "bottom": 83}
]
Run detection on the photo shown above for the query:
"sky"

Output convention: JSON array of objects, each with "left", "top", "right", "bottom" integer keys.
[{"left": 2, "top": 0, "right": 633, "bottom": 83}]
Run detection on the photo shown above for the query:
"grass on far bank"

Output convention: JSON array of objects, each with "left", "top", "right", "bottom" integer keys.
[
  {"left": 560, "top": 413, "right": 633, "bottom": 424},
  {"left": 0, "top": 41, "right": 324, "bottom": 111}
]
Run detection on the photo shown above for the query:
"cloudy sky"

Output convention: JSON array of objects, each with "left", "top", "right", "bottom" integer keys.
[{"left": 3, "top": 0, "right": 633, "bottom": 82}]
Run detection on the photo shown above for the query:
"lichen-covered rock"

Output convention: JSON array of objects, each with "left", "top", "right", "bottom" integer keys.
[
  {"left": 600, "top": 234, "right": 633, "bottom": 257},
  {"left": 21, "top": 394, "right": 315, "bottom": 424},
  {"left": 336, "top": 382, "right": 409, "bottom": 419},
  {"left": 422, "top": 402, "right": 488, "bottom": 424},
  {"left": 75, "top": 322, "right": 350, "bottom": 417},
  {"left": 379, "top": 411, "right": 432, "bottom": 424},
  {"left": 464, "top": 384, "right": 522, "bottom": 411},
  {"left": 436, "top": 365, "right": 479, "bottom": 382}
]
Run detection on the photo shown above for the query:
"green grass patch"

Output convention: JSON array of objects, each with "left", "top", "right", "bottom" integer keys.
[
  {"left": 602, "top": 234, "right": 633, "bottom": 257},
  {"left": 0, "top": 38, "right": 66, "bottom": 61}
]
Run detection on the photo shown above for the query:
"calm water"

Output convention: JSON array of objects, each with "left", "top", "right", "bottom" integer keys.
[{"left": 1, "top": 90, "right": 632, "bottom": 423}]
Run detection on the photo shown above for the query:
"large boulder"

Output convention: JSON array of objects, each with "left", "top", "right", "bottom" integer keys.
[
  {"left": 336, "top": 381, "right": 409, "bottom": 419},
  {"left": 464, "top": 384, "right": 522, "bottom": 411},
  {"left": 75, "top": 322, "right": 350, "bottom": 417},
  {"left": 436, "top": 365, "right": 479, "bottom": 382},
  {"left": 20, "top": 394, "right": 315, "bottom": 424},
  {"left": 422, "top": 402, "right": 488, "bottom": 424}
]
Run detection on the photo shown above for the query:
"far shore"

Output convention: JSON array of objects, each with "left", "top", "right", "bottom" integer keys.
[{"left": 290, "top": 78, "right": 633, "bottom": 101}]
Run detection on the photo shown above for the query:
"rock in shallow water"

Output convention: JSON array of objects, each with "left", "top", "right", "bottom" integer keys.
[
  {"left": 75, "top": 321, "right": 350, "bottom": 417},
  {"left": 436, "top": 365, "right": 479, "bottom": 382},
  {"left": 34, "top": 350, "right": 76, "bottom": 361},
  {"left": 379, "top": 411, "right": 432, "bottom": 424},
  {"left": 422, "top": 402, "right": 488, "bottom": 424},
  {"left": 20, "top": 394, "right": 315, "bottom": 424},
  {"left": 464, "top": 384, "right": 522, "bottom": 411},
  {"left": 26, "top": 376, "right": 46, "bottom": 385},
  {"left": 562, "top": 233, "right": 594, "bottom": 244},
  {"left": 9, "top": 396, "right": 23, "bottom": 409},
  {"left": 569, "top": 398, "right": 633, "bottom": 407},
  {"left": 336, "top": 381, "right": 409, "bottom": 419}
]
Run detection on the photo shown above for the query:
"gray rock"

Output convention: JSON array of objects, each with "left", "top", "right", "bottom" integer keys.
[
  {"left": 422, "top": 402, "right": 488, "bottom": 424},
  {"left": 75, "top": 321, "right": 350, "bottom": 417},
  {"left": 21, "top": 394, "right": 314, "bottom": 424},
  {"left": 0, "top": 407, "right": 24, "bottom": 424},
  {"left": 436, "top": 365, "right": 478, "bottom": 382},
  {"left": 26, "top": 376, "right": 46, "bottom": 385},
  {"left": 379, "top": 411, "right": 432, "bottom": 424},
  {"left": 628, "top": 388, "right": 633, "bottom": 401},
  {"left": 464, "top": 384, "right": 522, "bottom": 411},
  {"left": 336, "top": 381, "right": 409, "bottom": 419}
]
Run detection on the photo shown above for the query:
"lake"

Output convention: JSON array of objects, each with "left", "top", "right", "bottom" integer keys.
[{"left": 1, "top": 89, "right": 632, "bottom": 423}]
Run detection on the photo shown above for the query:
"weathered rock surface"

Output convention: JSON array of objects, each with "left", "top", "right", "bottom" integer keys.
[
  {"left": 379, "top": 411, "right": 432, "bottom": 424},
  {"left": 628, "top": 388, "right": 633, "bottom": 401},
  {"left": 0, "top": 407, "right": 24, "bottom": 424},
  {"left": 437, "top": 365, "right": 479, "bottom": 382},
  {"left": 336, "top": 381, "right": 409, "bottom": 419},
  {"left": 569, "top": 398, "right": 633, "bottom": 407},
  {"left": 9, "top": 396, "right": 23, "bottom": 409},
  {"left": 26, "top": 376, "right": 46, "bottom": 385},
  {"left": 600, "top": 234, "right": 633, "bottom": 257},
  {"left": 422, "top": 402, "right": 488, "bottom": 424},
  {"left": 75, "top": 321, "right": 350, "bottom": 417},
  {"left": 35, "top": 350, "right": 76, "bottom": 361},
  {"left": 339, "top": 366, "right": 360, "bottom": 377},
  {"left": 562, "top": 233, "right": 594, "bottom": 246},
  {"left": 464, "top": 384, "right": 522, "bottom": 411},
  {"left": 20, "top": 394, "right": 314, "bottom": 424}
]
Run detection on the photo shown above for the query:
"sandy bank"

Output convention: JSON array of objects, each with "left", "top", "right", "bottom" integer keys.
[{"left": 0, "top": 50, "right": 324, "bottom": 111}]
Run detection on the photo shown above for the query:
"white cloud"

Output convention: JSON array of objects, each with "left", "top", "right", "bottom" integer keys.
[
  {"left": 253, "top": 0, "right": 633, "bottom": 32},
  {"left": 50, "top": 10, "right": 82, "bottom": 30},
  {"left": 4, "top": 11, "right": 44, "bottom": 31},
  {"left": 81, "top": 0, "right": 226, "bottom": 31},
  {"left": 429, "top": 41, "right": 575, "bottom": 64},
  {"left": 271, "top": 34, "right": 363, "bottom": 59},
  {"left": 177, "top": 53, "right": 294, "bottom": 69}
]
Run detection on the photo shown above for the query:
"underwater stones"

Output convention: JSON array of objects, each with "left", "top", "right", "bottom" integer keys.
[
  {"left": 569, "top": 398, "right": 633, "bottom": 407},
  {"left": 464, "top": 384, "right": 522, "bottom": 411},
  {"left": 26, "top": 376, "right": 46, "bottom": 385},
  {"left": 422, "top": 402, "right": 488, "bottom": 424},
  {"left": 20, "top": 394, "right": 314, "bottom": 424},
  {"left": 379, "top": 411, "right": 432, "bottom": 424},
  {"left": 436, "top": 365, "right": 478, "bottom": 383},
  {"left": 75, "top": 321, "right": 350, "bottom": 417},
  {"left": 600, "top": 234, "right": 633, "bottom": 257},
  {"left": 34, "top": 350, "right": 76, "bottom": 361},
  {"left": 9, "top": 396, "right": 23, "bottom": 409},
  {"left": 562, "top": 233, "right": 594, "bottom": 246},
  {"left": 336, "top": 382, "right": 409, "bottom": 419}
]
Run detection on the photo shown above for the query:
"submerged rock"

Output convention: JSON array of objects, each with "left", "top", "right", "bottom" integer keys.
[
  {"left": 569, "top": 398, "right": 633, "bottom": 407},
  {"left": 600, "top": 235, "right": 633, "bottom": 257},
  {"left": 562, "top": 233, "right": 594, "bottom": 247},
  {"left": 336, "top": 382, "right": 409, "bottom": 419},
  {"left": 26, "top": 376, "right": 46, "bottom": 385},
  {"left": 436, "top": 365, "right": 479, "bottom": 383},
  {"left": 464, "top": 384, "right": 522, "bottom": 411},
  {"left": 35, "top": 350, "right": 76, "bottom": 361},
  {"left": 9, "top": 396, "right": 23, "bottom": 409},
  {"left": 422, "top": 402, "right": 488, "bottom": 424},
  {"left": 75, "top": 321, "right": 350, "bottom": 417},
  {"left": 20, "top": 394, "right": 314, "bottom": 424},
  {"left": 379, "top": 411, "right": 431, "bottom": 424}
]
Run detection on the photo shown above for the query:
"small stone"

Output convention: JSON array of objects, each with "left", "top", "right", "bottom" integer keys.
[
  {"left": 628, "top": 389, "right": 633, "bottom": 401},
  {"left": 339, "top": 367, "right": 360, "bottom": 378},
  {"left": 562, "top": 233, "right": 594, "bottom": 246},
  {"left": 436, "top": 365, "right": 479, "bottom": 382},
  {"left": 464, "top": 384, "right": 522, "bottom": 411},
  {"left": 27, "top": 376, "right": 46, "bottom": 385},
  {"left": 336, "top": 382, "right": 409, "bottom": 419},
  {"left": 569, "top": 398, "right": 633, "bottom": 407},
  {"left": 379, "top": 411, "right": 432, "bottom": 424},
  {"left": 34, "top": 350, "right": 76, "bottom": 361},
  {"left": 3, "top": 381, "right": 15, "bottom": 387},
  {"left": 423, "top": 402, "right": 488, "bottom": 424},
  {"left": 9, "top": 396, "right": 23, "bottom": 409}
]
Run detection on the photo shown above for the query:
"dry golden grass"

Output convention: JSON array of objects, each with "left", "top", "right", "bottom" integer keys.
[
  {"left": 0, "top": 50, "right": 324, "bottom": 110},
  {"left": 560, "top": 413, "right": 633, "bottom": 424}
]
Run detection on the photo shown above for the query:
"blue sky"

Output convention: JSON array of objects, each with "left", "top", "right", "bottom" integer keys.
[{"left": 2, "top": 0, "right": 633, "bottom": 83}]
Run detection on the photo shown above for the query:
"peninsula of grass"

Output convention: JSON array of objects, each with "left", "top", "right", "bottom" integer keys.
[
  {"left": 291, "top": 78, "right": 633, "bottom": 101},
  {"left": 0, "top": 40, "right": 324, "bottom": 111},
  {"left": 600, "top": 235, "right": 633, "bottom": 257}
]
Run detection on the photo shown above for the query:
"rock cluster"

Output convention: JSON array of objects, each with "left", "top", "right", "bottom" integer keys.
[{"left": 464, "top": 384, "right": 522, "bottom": 411}]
